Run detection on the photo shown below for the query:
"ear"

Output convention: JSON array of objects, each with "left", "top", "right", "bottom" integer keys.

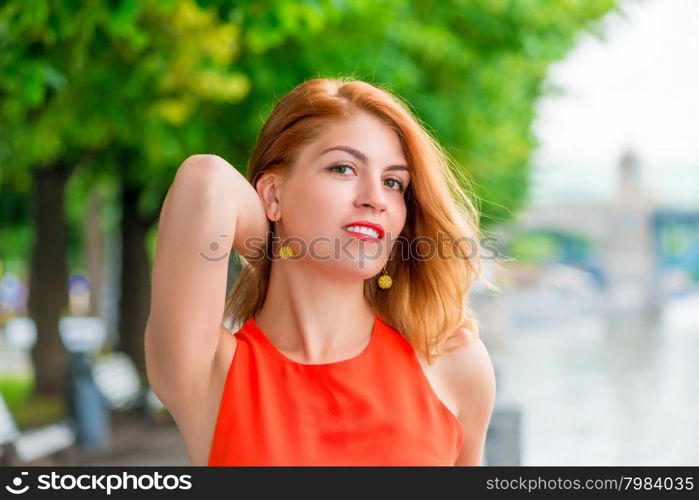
[{"left": 255, "top": 171, "right": 283, "bottom": 222}]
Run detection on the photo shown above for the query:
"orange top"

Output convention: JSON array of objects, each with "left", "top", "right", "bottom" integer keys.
[{"left": 207, "top": 313, "right": 463, "bottom": 466}]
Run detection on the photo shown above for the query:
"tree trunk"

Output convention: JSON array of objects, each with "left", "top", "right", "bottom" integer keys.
[
  {"left": 85, "top": 189, "right": 103, "bottom": 317},
  {"left": 28, "top": 164, "right": 71, "bottom": 399},
  {"left": 117, "top": 183, "right": 151, "bottom": 380}
]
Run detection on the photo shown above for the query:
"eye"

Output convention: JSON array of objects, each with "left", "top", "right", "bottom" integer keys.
[
  {"left": 385, "top": 178, "right": 406, "bottom": 192},
  {"left": 327, "top": 163, "right": 355, "bottom": 175},
  {"left": 328, "top": 164, "right": 407, "bottom": 193}
]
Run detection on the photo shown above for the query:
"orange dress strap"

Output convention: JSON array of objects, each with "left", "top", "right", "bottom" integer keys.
[{"left": 207, "top": 313, "right": 463, "bottom": 465}]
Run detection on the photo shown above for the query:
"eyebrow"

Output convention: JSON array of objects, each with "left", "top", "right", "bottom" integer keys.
[{"left": 319, "top": 145, "right": 410, "bottom": 174}]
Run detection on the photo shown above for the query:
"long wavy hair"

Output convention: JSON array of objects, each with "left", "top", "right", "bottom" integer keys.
[{"left": 224, "top": 77, "right": 499, "bottom": 365}]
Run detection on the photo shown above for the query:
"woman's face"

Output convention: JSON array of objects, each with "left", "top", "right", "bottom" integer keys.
[{"left": 266, "top": 111, "right": 411, "bottom": 281}]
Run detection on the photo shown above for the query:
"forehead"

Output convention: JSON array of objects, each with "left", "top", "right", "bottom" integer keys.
[{"left": 303, "top": 113, "right": 408, "bottom": 166}]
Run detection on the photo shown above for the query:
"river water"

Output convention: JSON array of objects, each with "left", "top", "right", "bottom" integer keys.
[{"left": 477, "top": 288, "right": 699, "bottom": 465}]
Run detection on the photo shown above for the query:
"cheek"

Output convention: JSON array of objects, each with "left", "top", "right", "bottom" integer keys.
[
  {"left": 307, "top": 179, "right": 346, "bottom": 213},
  {"left": 390, "top": 199, "right": 408, "bottom": 232},
  {"left": 286, "top": 180, "right": 346, "bottom": 233}
]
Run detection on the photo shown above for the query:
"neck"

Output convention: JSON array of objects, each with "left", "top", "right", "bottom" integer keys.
[{"left": 254, "top": 259, "right": 376, "bottom": 364}]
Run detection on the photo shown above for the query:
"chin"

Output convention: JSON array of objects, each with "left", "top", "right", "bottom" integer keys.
[{"left": 328, "top": 261, "right": 382, "bottom": 282}]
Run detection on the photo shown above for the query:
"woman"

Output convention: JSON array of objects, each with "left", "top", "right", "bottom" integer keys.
[{"left": 145, "top": 77, "right": 497, "bottom": 466}]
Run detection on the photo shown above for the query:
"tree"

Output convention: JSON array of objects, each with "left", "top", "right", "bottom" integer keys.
[
  {"left": 0, "top": 0, "right": 249, "bottom": 394},
  {"left": 1, "top": 0, "right": 619, "bottom": 397},
  {"left": 197, "top": 0, "right": 617, "bottom": 227}
]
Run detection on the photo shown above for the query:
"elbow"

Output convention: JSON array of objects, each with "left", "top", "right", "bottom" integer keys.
[
  {"left": 177, "top": 154, "right": 232, "bottom": 179},
  {"left": 180, "top": 153, "right": 225, "bottom": 167},
  {"left": 173, "top": 154, "right": 236, "bottom": 199}
]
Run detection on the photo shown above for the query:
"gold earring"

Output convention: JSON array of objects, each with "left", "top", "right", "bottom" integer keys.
[
  {"left": 378, "top": 263, "right": 392, "bottom": 290},
  {"left": 280, "top": 242, "right": 295, "bottom": 259},
  {"left": 276, "top": 219, "right": 295, "bottom": 259}
]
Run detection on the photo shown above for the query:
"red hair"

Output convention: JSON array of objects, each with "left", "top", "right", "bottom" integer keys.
[{"left": 225, "top": 77, "right": 498, "bottom": 363}]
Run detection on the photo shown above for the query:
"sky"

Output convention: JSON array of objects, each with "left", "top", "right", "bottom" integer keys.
[{"left": 528, "top": 0, "right": 699, "bottom": 208}]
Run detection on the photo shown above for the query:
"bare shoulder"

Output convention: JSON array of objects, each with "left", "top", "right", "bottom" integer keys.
[
  {"left": 437, "top": 330, "right": 496, "bottom": 405},
  {"left": 435, "top": 329, "right": 497, "bottom": 465}
]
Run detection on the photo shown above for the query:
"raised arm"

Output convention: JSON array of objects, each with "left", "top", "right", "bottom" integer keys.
[{"left": 144, "top": 154, "right": 268, "bottom": 410}]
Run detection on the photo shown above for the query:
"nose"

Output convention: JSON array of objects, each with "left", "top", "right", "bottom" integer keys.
[{"left": 354, "top": 173, "right": 388, "bottom": 212}]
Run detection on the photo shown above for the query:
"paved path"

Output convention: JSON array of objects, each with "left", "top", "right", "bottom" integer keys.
[{"left": 25, "top": 413, "right": 191, "bottom": 467}]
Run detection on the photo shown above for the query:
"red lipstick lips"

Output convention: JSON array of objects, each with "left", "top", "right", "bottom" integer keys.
[{"left": 342, "top": 220, "right": 385, "bottom": 241}]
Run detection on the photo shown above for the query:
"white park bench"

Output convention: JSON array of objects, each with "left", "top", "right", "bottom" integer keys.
[
  {"left": 55, "top": 317, "right": 165, "bottom": 419},
  {"left": 91, "top": 351, "right": 165, "bottom": 418},
  {"left": 0, "top": 392, "right": 76, "bottom": 465}
]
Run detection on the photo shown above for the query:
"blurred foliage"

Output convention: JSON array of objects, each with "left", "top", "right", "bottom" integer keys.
[
  {"left": 0, "top": 0, "right": 249, "bottom": 194},
  {"left": 0, "top": 373, "right": 65, "bottom": 429},
  {"left": 0, "top": 184, "right": 33, "bottom": 268},
  {"left": 0, "top": 373, "right": 32, "bottom": 407},
  {"left": 0, "top": 0, "right": 250, "bottom": 265},
  {"left": 507, "top": 232, "right": 562, "bottom": 263},
  {"left": 197, "top": 0, "right": 618, "bottom": 227},
  {"left": 11, "top": 395, "right": 66, "bottom": 430},
  {"left": 64, "top": 164, "right": 121, "bottom": 271},
  {"left": 507, "top": 230, "right": 596, "bottom": 264},
  {"left": 0, "top": 0, "right": 619, "bottom": 263}
]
